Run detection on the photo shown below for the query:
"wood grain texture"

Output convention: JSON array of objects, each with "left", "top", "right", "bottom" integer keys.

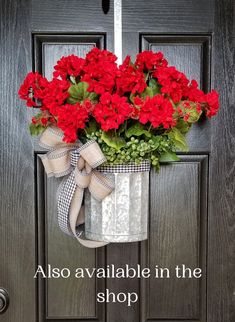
[
  {"left": 36, "top": 155, "right": 105, "bottom": 321},
  {"left": 122, "top": 0, "right": 214, "bottom": 32},
  {"left": 45, "top": 174, "right": 97, "bottom": 318},
  {"left": 0, "top": 0, "right": 35, "bottom": 321},
  {"left": 32, "top": 0, "right": 114, "bottom": 32},
  {"left": 145, "top": 156, "right": 208, "bottom": 321},
  {"left": 208, "top": 0, "right": 235, "bottom": 321},
  {"left": 106, "top": 243, "right": 140, "bottom": 322}
]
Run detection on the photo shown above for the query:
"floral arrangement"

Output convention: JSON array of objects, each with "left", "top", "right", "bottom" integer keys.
[{"left": 18, "top": 48, "right": 219, "bottom": 169}]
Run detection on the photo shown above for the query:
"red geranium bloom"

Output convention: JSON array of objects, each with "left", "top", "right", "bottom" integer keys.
[
  {"left": 18, "top": 48, "right": 220, "bottom": 145},
  {"left": 135, "top": 51, "right": 168, "bottom": 71},
  {"left": 53, "top": 55, "right": 85, "bottom": 80},
  {"left": 116, "top": 56, "right": 147, "bottom": 95},
  {"left": 18, "top": 72, "right": 49, "bottom": 107},
  {"left": 138, "top": 94, "right": 176, "bottom": 129},
  {"left": 203, "top": 90, "right": 219, "bottom": 117},
  {"left": 57, "top": 103, "right": 89, "bottom": 142},
  {"left": 154, "top": 66, "right": 189, "bottom": 103},
  {"left": 82, "top": 47, "right": 118, "bottom": 94},
  {"left": 185, "top": 79, "right": 205, "bottom": 102},
  {"left": 41, "top": 78, "right": 70, "bottom": 116},
  {"left": 93, "top": 93, "right": 133, "bottom": 131}
]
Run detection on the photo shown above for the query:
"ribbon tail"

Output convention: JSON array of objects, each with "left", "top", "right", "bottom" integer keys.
[
  {"left": 57, "top": 171, "right": 77, "bottom": 236},
  {"left": 69, "top": 187, "right": 108, "bottom": 248},
  {"left": 69, "top": 186, "right": 84, "bottom": 237},
  {"left": 57, "top": 171, "right": 108, "bottom": 248}
]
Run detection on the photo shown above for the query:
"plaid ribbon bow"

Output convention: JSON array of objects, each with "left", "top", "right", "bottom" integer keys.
[{"left": 39, "top": 126, "right": 114, "bottom": 248}]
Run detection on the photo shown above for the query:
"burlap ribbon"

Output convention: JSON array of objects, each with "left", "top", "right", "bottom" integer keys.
[{"left": 39, "top": 126, "right": 114, "bottom": 248}]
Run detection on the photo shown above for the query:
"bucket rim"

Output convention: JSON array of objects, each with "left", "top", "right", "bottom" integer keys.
[{"left": 97, "top": 160, "right": 151, "bottom": 173}]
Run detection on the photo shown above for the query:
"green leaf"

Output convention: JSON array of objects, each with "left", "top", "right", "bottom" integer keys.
[
  {"left": 159, "top": 151, "right": 180, "bottom": 162},
  {"left": 186, "top": 108, "right": 201, "bottom": 123},
  {"left": 140, "top": 86, "right": 154, "bottom": 98},
  {"left": 29, "top": 123, "right": 45, "bottom": 136},
  {"left": 167, "top": 128, "right": 189, "bottom": 152},
  {"left": 68, "top": 81, "right": 90, "bottom": 103},
  {"left": 149, "top": 78, "right": 161, "bottom": 95},
  {"left": 126, "top": 123, "right": 152, "bottom": 138},
  {"left": 149, "top": 135, "right": 161, "bottom": 150},
  {"left": 88, "top": 92, "right": 98, "bottom": 102},
  {"left": 85, "top": 119, "right": 98, "bottom": 135},
  {"left": 117, "top": 123, "right": 126, "bottom": 135},
  {"left": 175, "top": 119, "right": 191, "bottom": 134},
  {"left": 66, "top": 96, "right": 80, "bottom": 104},
  {"left": 101, "top": 131, "right": 126, "bottom": 150},
  {"left": 129, "top": 93, "right": 136, "bottom": 104}
]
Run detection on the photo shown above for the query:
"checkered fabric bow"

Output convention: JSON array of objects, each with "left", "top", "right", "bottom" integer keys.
[{"left": 39, "top": 126, "right": 114, "bottom": 248}]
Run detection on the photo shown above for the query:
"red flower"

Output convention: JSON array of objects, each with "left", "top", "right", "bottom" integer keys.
[
  {"left": 18, "top": 72, "right": 49, "bottom": 107},
  {"left": 183, "top": 79, "right": 205, "bottom": 102},
  {"left": 153, "top": 66, "right": 189, "bottom": 103},
  {"left": 41, "top": 78, "right": 70, "bottom": 116},
  {"left": 81, "top": 47, "right": 118, "bottom": 94},
  {"left": 53, "top": 55, "right": 85, "bottom": 80},
  {"left": 138, "top": 95, "right": 176, "bottom": 129},
  {"left": 41, "top": 118, "right": 48, "bottom": 126},
  {"left": 18, "top": 48, "right": 220, "bottom": 144},
  {"left": 135, "top": 51, "right": 168, "bottom": 71},
  {"left": 85, "top": 47, "right": 117, "bottom": 64},
  {"left": 83, "top": 99, "right": 94, "bottom": 113},
  {"left": 203, "top": 90, "right": 219, "bottom": 117},
  {"left": 93, "top": 93, "right": 133, "bottom": 131},
  {"left": 57, "top": 103, "right": 89, "bottom": 142},
  {"left": 116, "top": 56, "right": 147, "bottom": 95},
  {"left": 32, "top": 116, "right": 37, "bottom": 124}
]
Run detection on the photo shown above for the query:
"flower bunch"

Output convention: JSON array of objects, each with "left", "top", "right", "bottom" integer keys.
[{"left": 18, "top": 48, "right": 219, "bottom": 168}]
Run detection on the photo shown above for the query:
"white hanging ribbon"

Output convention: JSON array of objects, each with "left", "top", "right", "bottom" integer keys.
[{"left": 114, "top": 0, "right": 122, "bottom": 65}]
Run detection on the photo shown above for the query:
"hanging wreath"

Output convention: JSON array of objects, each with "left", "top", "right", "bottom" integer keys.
[{"left": 18, "top": 48, "right": 219, "bottom": 247}]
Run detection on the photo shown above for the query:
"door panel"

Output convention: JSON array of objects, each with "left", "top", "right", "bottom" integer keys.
[
  {"left": 1, "top": 1, "right": 234, "bottom": 322},
  {"left": 36, "top": 156, "right": 105, "bottom": 321},
  {"left": 146, "top": 156, "right": 207, "bottom": 321}
]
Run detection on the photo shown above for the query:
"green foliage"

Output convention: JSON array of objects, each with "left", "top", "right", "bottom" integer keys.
[
  {"left": 29, "top": 123, "right": 45, "bottom": 136},
  {"left": 175, "top": 118, "right": 191, "bottom": 134},
  {"left": 126, "top": 122, "right": 151, "bottom": 138},
  {"left": 67, "top": 81, "right": 98, "bottom": 104},
  {"left": 86, "top": 130, "right": 178, "bottom": 170},
  {"left": 149, "top": 78, "right": 161, "bottom": 95},
  {"left": 140, "top": 86, "right": 154, "bottom": 99},
  {"left": 129, "top": 93, "right": 136, "bottom": 103},
  {"left": 186, "top": 108, "right": 201, "bottom": 123},
  {"left": 139, "top": 79, "right": 161, "bottom": 100},
  {"left": 85, "top": 119, "right": 98, "bottom": 135},
  {"left": 101, "top": 131, "right": 126, "bottom": 150},
  {"left": 159, "top": 151, "right": 179, "bottom": 162},
  {"left": 167, "top": 127, "right": 189, "bottom": 152}
]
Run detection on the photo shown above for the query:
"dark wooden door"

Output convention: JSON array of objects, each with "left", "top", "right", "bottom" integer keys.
[{"left": 0, "top": 1, "right": 234, "bottom": 321}]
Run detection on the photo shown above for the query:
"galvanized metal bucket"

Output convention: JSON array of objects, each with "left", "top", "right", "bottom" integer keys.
[{"left": 85, "top": 161, "right": 150, "bottom": 243}]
